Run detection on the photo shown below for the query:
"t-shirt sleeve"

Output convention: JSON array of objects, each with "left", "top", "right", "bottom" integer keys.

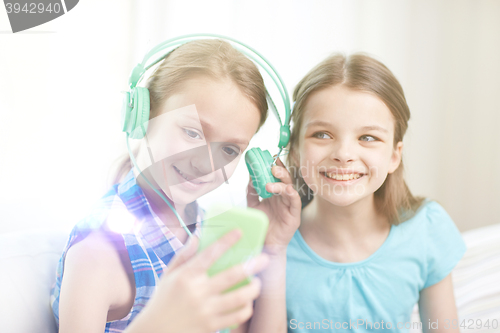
[{"left": 423, "top": 201, "right": 467, "bottom": 289}]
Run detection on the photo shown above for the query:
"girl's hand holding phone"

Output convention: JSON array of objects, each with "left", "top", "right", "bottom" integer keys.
[
  {"left": 126, "top": 230, "right": 269, "bottom": 333},
  {"left": 246, "top": 158, "right": 301, "bottom": 256}
]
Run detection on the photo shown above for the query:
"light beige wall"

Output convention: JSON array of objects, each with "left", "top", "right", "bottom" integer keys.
[
  {"left": 353, "top": 1, "right": 500, "bottom": 231},
  {"left": 0, "top": 0, "right": 134, "bottom": 233},
  {"left": 145, "top": 0, "right": 500, "bottom": 232},
  {"left": 1, "top": 0, "right": 498, "bottom": 234}
]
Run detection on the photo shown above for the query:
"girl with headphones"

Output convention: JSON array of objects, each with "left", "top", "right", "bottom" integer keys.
[{"left": 50, "top": 36, "right": 301, "bottom": 333}]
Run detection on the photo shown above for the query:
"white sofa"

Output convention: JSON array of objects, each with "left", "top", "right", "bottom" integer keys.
[
  {"left": 1, "top": 224, "right": 499, "bottom": 333},
  {"left": 0, "top": 229, "right": 67, "bottom": 333},
  {"left": 409, "top": 223, "right": 500, "bottom": 333}
]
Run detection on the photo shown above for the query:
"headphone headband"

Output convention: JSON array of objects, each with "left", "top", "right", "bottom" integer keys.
[{"left": 126, "top": 33, "right": 291, "bottom": 148}]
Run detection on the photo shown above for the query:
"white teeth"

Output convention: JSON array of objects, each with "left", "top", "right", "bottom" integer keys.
[
  {"left": 178, "top": 169, "right": 189, "bottom": 180},
  {"left": 175, "top": 166, "right": 202, "bottom": 184},
  {"left": 325, "top": 173, "right": 362, "bottom": 180}
]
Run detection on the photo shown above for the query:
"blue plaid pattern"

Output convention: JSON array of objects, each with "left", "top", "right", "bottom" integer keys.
[{"left": 50, "top": 169, "right": 202, "bottom": 332}]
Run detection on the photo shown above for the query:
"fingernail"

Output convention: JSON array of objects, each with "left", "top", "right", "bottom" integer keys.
[{"left": 230, "top": 229, "right": 242, "bottom": 240}]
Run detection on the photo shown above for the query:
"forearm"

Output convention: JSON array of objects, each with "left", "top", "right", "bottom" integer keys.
[{"left": 247, "top": 250, "right": 288, "bottom": 333}]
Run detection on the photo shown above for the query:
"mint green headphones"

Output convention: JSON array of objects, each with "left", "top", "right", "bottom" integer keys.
[{"left": 122, "top": 34, "right": 291, "bottom": 202}]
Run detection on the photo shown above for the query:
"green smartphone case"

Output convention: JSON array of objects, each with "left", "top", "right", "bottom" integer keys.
[{"left": 198, "top": 205, "right": 269, "bottom": 292}]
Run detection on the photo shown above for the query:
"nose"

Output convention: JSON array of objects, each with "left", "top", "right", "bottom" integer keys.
[
  {"left": 330, "top": 139, "right": 355, "bottom": 164},
  {"left": 190, "top": 144, "right": 215, "bottom": 177}
]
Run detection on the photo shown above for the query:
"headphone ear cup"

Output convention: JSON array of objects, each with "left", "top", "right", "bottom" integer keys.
[
  {"left": 121, "top": 91, "right": 132, "bottom": 133},
  {"left": 124, "top": 87, "right": 138, "bottom": 136},
  {"left": 130, "top": 87, "right": 150, "bottom": 139},
  {"left": 245, "top": 148, "right": 279, "bottom": 199}
]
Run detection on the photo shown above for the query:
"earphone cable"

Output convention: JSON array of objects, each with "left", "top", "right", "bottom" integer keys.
[{"left": 126, "top": 133, "right": 193, "bottom": 237}]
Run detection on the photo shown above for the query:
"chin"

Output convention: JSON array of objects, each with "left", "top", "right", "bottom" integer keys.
[
  {"left": 311, "top": 183, "right": 365, "bottom": 207},
  {"left": 325, "top": 194, "right": 361, "bottom": 207},
  {"left": 168, "top": 181, "right": 223, "bottom": 206},
  {"left": 167, "top": 187, "right": 205, "bottom": 206}
]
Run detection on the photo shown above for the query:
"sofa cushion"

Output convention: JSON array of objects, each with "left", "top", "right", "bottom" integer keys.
[
  {"left": 410, "top": 223, "right": 500, "bottom": 333},
  {"left": 0, "top": 229, "right": 68, "bottom": 333}
]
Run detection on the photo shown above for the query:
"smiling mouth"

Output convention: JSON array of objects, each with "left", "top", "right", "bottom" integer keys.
[
  {"left": 173, "top": 165, "right": 208, "bottom": 185},
  {"left": 321, "top": 172, "right": 365, "bottom": 181}
]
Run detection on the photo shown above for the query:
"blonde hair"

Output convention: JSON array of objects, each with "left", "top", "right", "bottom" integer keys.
[
  {"left": 288, "top": 53, "right": 424, "bottom": 225},
  {"left": 109, "top": 39, "right": 268, "bottom": 185}
]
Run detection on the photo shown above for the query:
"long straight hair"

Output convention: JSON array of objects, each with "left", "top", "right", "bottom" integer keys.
[{"left": 288, "top": 53, "right": 424, "bottom": 225}]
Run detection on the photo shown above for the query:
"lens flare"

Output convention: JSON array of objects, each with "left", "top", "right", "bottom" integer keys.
[{"left": 107, "top": 209, "right": 135, "bottom": 234}]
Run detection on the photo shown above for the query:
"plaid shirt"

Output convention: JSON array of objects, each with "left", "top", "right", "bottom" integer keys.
[{"left": 50, "top": 169, "right": 202, "bottom": 332}]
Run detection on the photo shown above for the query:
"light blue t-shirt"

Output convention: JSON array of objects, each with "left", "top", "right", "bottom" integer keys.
[{"left": 286, "top": 200, "right": 466, "bottom": 332}]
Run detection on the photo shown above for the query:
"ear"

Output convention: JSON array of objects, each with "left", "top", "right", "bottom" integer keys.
[
  {"left": 290, "top": 148, "right": 298, "bottom": 164},
  {"left": 290, "top": 147, "right": 301, "bottom": 167},
  {"left": 388, "top": 141, "right": 403, "bottom": 174}
]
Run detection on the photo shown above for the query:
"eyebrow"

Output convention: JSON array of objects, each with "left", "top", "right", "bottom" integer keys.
[
  {"left": 305, "top": 120, "right": 332, "bottom": 128},
  {"left": 306, "top": 121, "right": 389, "bottom": 133},
  {"left": 360, "top": 125, "right": 389, "bottom": 133},
  {"left": 198, "top": 118, "right": 249, "bottom": 146}
]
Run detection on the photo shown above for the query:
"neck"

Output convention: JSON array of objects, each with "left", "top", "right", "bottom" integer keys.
[
  {"left": 300, "top": 194, "right": 389, "bottom": 246},
  {"left": 135, "top": 170, "right": 188, "bottom": 231}
]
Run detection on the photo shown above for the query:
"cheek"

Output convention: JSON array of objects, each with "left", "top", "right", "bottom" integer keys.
[
  {"left": 298, "top": 142, "right": 324, "bottom": 186},
  {"left": 300, "top": 141, "right": 326, "bottom": 167},
  {"left": 208, "top": 169, "right": 224, "bottom": 185},
  {"left": 221, "top": 155, "right": 241, "bottom": 178},
  {"left": 364, "top": 148, "right": 394, "bottom": 179},
  {"left": 148, "top": 123, "right": 180, "bottom": 160}
]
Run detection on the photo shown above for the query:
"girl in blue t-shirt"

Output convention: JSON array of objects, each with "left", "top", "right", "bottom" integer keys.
[{"left": 274, "top": 54, "right": 466, "bottom": 332}]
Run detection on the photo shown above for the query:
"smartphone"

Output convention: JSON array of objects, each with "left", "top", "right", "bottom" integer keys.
[{"left": 198, "top": 205, "right": 269, "bottom": 292}]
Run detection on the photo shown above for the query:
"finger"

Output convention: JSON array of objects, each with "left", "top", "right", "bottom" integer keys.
[
  {"left": 280, "top": 190, "right": 292, "bottom": 208},
  {"left": 270, "top": 185, "right": 291, "bottom": 207},
  {"left": 190, "top": 229, "right": 242, "bottom": 272},
  {"left": 265, "top": 183, "right": 301, "bottom": 217},
  {"left": 278, "top": 184, "right": 301, "bottom": 217},
  {"left": 213, "top": 277, "right": 262, "bottom": 315},
  {"left": 246, "top": 176, "right": 261, "bottom": 207},
  {"left": 285, "top": 184, "right": 302, "bottom": 218},
  {"left": 166, "top": 236, "right": 199, "bottom": 271},
  {"left": 271, "top": 165, "right": 293, "bottom": 185},
  {"left": 265, "top": 182, "right": 291, "bottom": 197},
  {"left": 209, "top": 253, "right": 269, "bottom": 294},
  {"left": 217, "top": 301, "right": 254, "bottom": 329}
]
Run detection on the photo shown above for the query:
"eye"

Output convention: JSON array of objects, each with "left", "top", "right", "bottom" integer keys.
[
  {"left": 183, "top": 128, "right": 202, "bottom": 140},
  {"left": 312, "top": 132, "right": 332, "bottom": 139},
  {"left": 222, "top": 146, "right": 240, "bottom": 156},
  {"left": 360, "top": 135, "right": 379, "bottom": 142}
]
